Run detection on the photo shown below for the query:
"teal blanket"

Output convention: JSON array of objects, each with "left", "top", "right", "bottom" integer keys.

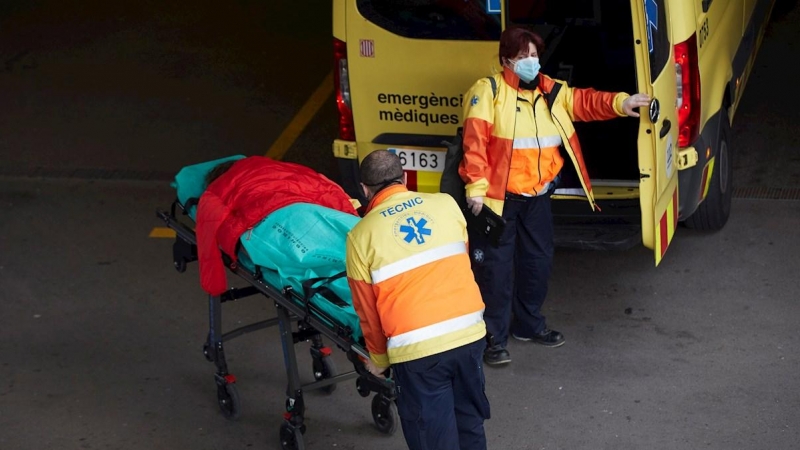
[{"left": 172, "top": 156, "right": 362, "bottom": 340}]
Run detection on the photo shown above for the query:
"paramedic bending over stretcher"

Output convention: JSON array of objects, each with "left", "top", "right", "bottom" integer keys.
[
  {"left": 196, "top": 156, "right": 358, "bottom": 295},
  {"left": 345, "top": 150, "right": 490, "bottom": 450}
]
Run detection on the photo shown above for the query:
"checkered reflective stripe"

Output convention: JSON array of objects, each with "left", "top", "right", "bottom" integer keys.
[{"left": 657, "top": 187, "right": 679, "bottom": 263}]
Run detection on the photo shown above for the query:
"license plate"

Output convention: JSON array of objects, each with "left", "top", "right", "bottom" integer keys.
[{"left": 388, "top": 148, "right": 444, "bottom": 173}]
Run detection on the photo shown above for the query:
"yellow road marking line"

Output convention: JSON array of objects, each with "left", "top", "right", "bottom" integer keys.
[
  {"left": 265, "top": 71, "right": 334, "bottom": 160},
  {"left": 149, "top": 227, "right": 176, "bottom": 238},
  {"left": 150, "top": 74, "right": 332, "bottom": 238}
]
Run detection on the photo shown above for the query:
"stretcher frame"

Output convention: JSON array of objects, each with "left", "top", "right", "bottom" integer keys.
[{"left": 156, "top": 200, "right": 397, "bottom": 450}]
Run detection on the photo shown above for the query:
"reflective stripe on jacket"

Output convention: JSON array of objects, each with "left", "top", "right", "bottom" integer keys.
[
  {"left": 507, "top": 97, "right": 563, "bottom": 195},
  {"left": 345, "top": 185, "right": 486, "bottom": 368},
  {"left": 459, "top": 69, "right": 629, "bottom": 215}
]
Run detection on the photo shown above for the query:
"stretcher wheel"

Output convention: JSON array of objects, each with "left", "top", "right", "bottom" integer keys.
[
  {"left": 355, "top": 378, "right": 370, "bottom": 398},
  {"left": 371, "top": 394, "right": 398, "bottom": 435},
  {"left": 202, "top": 341, "right": 213, "bottom": 362},
  {"left": 174, "top": 259, "right": 187, "bottom": 273},
  {"left": 217, "top": 383, "right": 241, "bottom": 420},
  {"left": 312, "top": 357, "right": 337, "bottom": 394},
  {"left": 279, "top": 422, "right": 304, "bottom": 450}
]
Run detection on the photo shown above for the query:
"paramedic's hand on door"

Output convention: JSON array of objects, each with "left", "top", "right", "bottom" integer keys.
[
  {"left": 466, "top": 196, "right": 483, "bottom": 215},
  {"left": 622, "top": 93, "right": 652, "bottom": 117}
]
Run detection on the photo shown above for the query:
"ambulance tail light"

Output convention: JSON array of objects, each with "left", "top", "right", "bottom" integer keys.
[
  {"left": 674, "top": 34, "right": 700, "bottom": 148},
  {"left": 334, "top": 38, "right": 355, "bottom": 141}
]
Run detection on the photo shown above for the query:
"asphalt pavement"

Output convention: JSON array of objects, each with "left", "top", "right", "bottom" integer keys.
[{"left": 1, "top": 2, "right": 798, "bottom": 449}]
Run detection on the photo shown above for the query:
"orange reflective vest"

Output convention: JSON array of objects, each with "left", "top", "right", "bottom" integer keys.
[
  {"left": 345, "top": 185, "right": 486, "bottom": 368},
  {"left": 460, "top": 69, "right": 629, "bottom": 215}
]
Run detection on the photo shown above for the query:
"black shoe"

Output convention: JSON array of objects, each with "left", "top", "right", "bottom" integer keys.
[
  {"left": 512, "top": 329, "right": 565, "bottom": 348},
  {"left": 483, "top": 347, "right": 511, "bottom": 366}
]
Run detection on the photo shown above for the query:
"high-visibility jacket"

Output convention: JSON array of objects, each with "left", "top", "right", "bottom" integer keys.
[
  {"left": 460, "top": 68, "right": 629, "bottom": 215},
  {"left": 345, "top": 185, "right": 486, "bottom": 368},
  {"left": 196, "top": 156, "right": 358, "bottom": 295}
]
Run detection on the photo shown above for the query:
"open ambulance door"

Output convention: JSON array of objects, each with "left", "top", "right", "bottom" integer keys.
[{"left": 630, "top": 0, "right": 680, "bottom": 265}]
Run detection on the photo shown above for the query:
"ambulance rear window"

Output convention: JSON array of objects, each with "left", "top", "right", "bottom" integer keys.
[
  {"left": 644, "top": 0, "right": 670, "bottom": 82},
  {"left": 356, "top": 0, "right": 501, "bottom": 41}
]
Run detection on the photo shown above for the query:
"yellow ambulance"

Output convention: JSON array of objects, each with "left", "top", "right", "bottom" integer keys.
[{"left": 331, "top": 0, "right": 776, "bottom": 263}]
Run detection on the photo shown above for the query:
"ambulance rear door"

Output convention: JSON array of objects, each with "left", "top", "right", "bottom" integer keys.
[{"left": 630, "top": 0, "right": 681, "bottom": 265}]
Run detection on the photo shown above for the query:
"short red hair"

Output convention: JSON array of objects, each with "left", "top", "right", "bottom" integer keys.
[{"left": 499, "top": 26, "right": 545, "bottom": 66}]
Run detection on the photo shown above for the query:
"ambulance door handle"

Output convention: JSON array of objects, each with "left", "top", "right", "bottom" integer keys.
[{"left": 659, "top": 119, "right": 671, "bottom": 139}]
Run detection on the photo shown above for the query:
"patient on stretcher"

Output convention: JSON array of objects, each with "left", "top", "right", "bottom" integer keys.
[{"left": 173, "top": 155, "right": 363, "bottom": 340}]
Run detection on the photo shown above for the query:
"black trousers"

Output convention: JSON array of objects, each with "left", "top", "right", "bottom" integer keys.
[
  {"left": 468, "top": 193, "right": 554, "bottom": 348},
  {"left": 392, "top": 338, "right": 491, "bottom": 450}
]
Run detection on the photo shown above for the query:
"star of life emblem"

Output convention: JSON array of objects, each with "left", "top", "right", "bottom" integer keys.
[
  {"left": 473, "top": 248, "right": 484, "bottom": 263},
  {"left": 399, "top": 216, "right": 432, "bottom": 245}
]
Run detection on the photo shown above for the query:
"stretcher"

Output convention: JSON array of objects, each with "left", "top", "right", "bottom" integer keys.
[{"left": 155, "top": 157, "right": 397, "bottom": 450}]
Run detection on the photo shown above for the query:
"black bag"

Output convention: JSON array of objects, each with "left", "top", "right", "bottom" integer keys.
[
  {"left": 439, "top": 127, "right": 467, "bottom": 208},
  {"left": 465, "top": 202, "right": 506, "bottom": 247},
  {"left": 439, "top": 77, "right": 498, "bottom": 209}
]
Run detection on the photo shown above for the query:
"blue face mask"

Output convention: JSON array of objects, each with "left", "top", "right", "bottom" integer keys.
[{"left": 512, "top": 56, "right": 540, "bottom": 83}]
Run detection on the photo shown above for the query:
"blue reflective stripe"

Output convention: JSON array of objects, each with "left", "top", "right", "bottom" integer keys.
[{"left": 645, "top": 0, "right": 659, "bottom": 54}]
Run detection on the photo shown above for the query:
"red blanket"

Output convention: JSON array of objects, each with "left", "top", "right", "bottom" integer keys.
[{"left": 196, "top": 156, "right": 358, "bottom": 295}]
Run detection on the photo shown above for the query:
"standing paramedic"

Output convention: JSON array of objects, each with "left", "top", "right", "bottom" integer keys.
[
  {"left": 460, "top": 26, "right": 651, "bottom": 365},
  {"left": 345, "top": 150, "right": 491, "bottom": 450}
]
